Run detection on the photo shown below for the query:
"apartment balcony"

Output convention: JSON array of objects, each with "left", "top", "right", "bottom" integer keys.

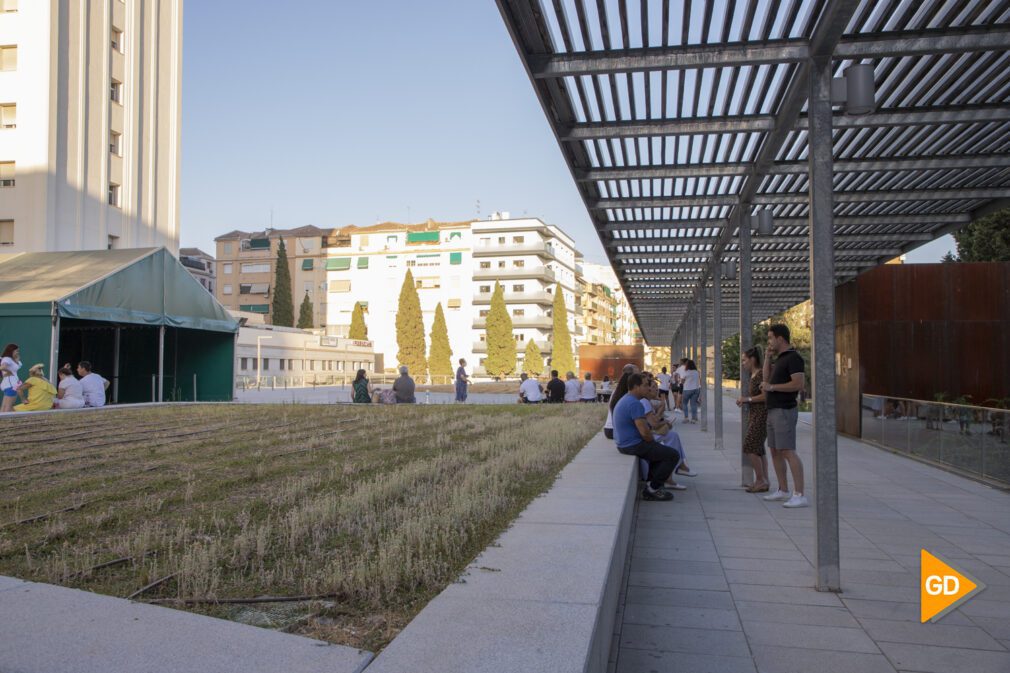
[
  {"left": 472, "top": 291, "right": 554, "bottom": 306},
  {"left": 473, "top": 266, "right": 556, "bottom": 282},
  {"left": 472, "top": 241, "right": 553, "bottom": 258},
  {"left": 472, "top": 315, "right": 553, "bottom": 330},
  {"left": 472, "top": 339, "right": 552, "bottom": 354}
]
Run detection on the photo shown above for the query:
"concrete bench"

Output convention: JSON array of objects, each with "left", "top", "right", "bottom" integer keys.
[{"left": 365, "top": 431, "right": 637, "bottom": 673}]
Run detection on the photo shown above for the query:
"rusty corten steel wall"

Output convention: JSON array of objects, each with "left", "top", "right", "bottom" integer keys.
[
  {"left": 577, "top": 344, "right": 645, "bottom": 380},
  {"left": 834, "top": 280, "right": 861, "bottom": 437},
  {"left": 854, "top": 262, "right": 1010, "bottom": 405}
]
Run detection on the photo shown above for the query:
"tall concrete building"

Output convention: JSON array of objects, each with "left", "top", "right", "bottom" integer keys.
[{"left": 0, "top": 0, "right": 183, "bottom": 253}]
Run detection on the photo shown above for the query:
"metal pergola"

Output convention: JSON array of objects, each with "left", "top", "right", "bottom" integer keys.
[{"left": 497, "top": 0, "right": 1010, "bottom": 591}]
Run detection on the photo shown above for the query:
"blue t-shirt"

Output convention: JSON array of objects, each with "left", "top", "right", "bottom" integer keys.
[{"left": 613, "top": 393, "right": 646, "bottom": 449}]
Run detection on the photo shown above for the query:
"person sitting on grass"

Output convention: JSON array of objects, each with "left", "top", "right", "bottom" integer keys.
[
  {"left": 545, "top": 370, "right": 566, "bottom": 403},
  {"left": 563, "top": 371, "right": 580, "bottom": 403},
  {"left": 580, "top": 372, "right": 597, "bottom": 403},
  {"left": 352, "top": 369, "right": 373, "bottom": 403},
  {"left": 392, "top": 365, "right": 416, "bottom": 404},
  {"left": 518, "top": 372, "right": 543, "bottom": 403},
  {"left": 54, "top": 364, "right": 85, "bottom": 409},
  {"left": 15, "top": 364, "right": 57, "bottom": 412},
  {"left": 612, "top": 373, "right": 680, "bottom": 502},
  {"left": 76, "top": 361, "right": 110, "bottom": 408}
]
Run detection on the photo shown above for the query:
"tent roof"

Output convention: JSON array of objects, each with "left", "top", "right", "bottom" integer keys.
[{"left": 0, "top": 248, "right": 238, "bottom": 333}]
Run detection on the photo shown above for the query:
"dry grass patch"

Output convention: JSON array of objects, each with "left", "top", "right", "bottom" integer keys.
[{"left": 0, "top": 403, "right": 605, "bottom": 651}]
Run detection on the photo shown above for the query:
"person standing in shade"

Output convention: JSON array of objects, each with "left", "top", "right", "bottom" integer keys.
[
  {"left": 737, "top": 347, "right": 769, "bottom": 493},
  {"left": 580, "top": 372, "right": 596, "bottom": 403},
  {"left": 518, "top": 372, "right": 543, "bottom": 403},
  {"left": 545, "top": 370, "right": 566, "bottom": 403},
  {"left": 760, "top": 324, "right": 808, "bottom": 508},
  {"left": 679, "top": 360, "right": 701, "bottom": 423},
  {"left": 657, "top": 366, "right": 673, "bottom": 410},
  {"left": 563, "top": 371, "right": 580, "bottom": 403},
  {"left": 612, "top": 373, "right": 679, "bottom": 502},
  {"left": 76, "top": 361, "right": 110, "bottom": 408},
  {"left": 673, "top": 358, "right": 688, "bottom": 412},
  {"left": 454, "top": 358, "right": 469, "bottom": 403},
  {"left": 392, "top": 365, "right": 416, "bottom": 403}
]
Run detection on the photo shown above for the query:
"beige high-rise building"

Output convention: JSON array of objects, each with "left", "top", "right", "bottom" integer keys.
[{"left": 0, "top": 0, "right": 182, "bottom": 253}]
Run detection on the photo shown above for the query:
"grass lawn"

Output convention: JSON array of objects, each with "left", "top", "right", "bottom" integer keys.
[{"left": 0, "top": 403, "right": 605, "bottom": 651}]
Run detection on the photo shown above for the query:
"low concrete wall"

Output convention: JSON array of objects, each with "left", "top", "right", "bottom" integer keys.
[{"left": 365, "top": 431, "right": 637, "bottom": 673}]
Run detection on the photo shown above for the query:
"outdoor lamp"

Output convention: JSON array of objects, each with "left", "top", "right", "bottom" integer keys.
[
  {"left": 757, "top": 209, "right": 774, "bottom": 236},
  {"left": 830, "top": 63, "right": 876, "bottom": 116}
]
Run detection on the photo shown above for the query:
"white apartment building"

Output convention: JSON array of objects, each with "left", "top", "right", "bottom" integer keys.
[
  {"left": 179, "top": 247, "right": 214, "bottom": 294},
  {"left": 0, "top": 0, "right": 182, "bottom": 253},
  {"left": 471, "top": 213, "right": 580, "bottom": 372},
  {"left": 582, "top": 261, "right": 642, "bottom": 345},
  {"left": 323, "top": 220, "right": 474, "bottom": 374}
]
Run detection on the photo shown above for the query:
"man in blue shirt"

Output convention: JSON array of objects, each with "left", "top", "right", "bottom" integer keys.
[{"left": 613, "top": 373, "right": 679, "bottom": 501}]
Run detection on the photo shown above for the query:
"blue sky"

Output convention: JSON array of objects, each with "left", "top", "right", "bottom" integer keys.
[{"left": 179, "top": 1, "right": 954, "bottom": 264}]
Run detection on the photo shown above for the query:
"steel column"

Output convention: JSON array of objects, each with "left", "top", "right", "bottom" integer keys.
[
  {"left": 157, "top": 325, "right": 165, "bottom": 403},
  {"left": 739, "top": 214, "right": 753, "bottom": 486},
  {"left": 713, "top": 270, "right": 723, "bottom": 449},
  {"left": 700, "top": 289, "right": 708, "bottom": 432},
  {"left": 809, "top": 58, "right": 841, "bottom": 592}
]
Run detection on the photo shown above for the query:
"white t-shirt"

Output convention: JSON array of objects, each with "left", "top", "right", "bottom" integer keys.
[
  {"left": 59, "top": 376, "right": 85, "bottom": 404},
  {"left": 519, "top": 378, "right": 542, "bottom": 402},
  {"left": 1, "top": 357, "right": 21, "bottom": 390},
  {"left": 657, "top": 373, "right": 672, "bottom": 391},
  {"left": 681, "top": 369, "right": 701, "bottom": 391},
  {"left": 580, "top": 380, "right": 596, "bottom": 400},
  {"left": 674, "top": 365, "right": 687, "bottom": 382},
  {"left": 604, "top": 407, "right": 613, "bottom": 430},
  {"left": 564, "top": 379, "right": 581, "bottom": 402},
  {"left": 80, "top": 372, "right": 108, "bottom": 407}
]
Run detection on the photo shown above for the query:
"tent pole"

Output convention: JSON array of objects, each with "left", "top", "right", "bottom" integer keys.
[
  {"left": 49, "top": 313, "right": 60, "bottom": 384},
  {"left": 158, "top": 325, "right": 165, "bottom": 403},
  {"left": 113, "top": 327, "right": 121, "bottom": 404}
]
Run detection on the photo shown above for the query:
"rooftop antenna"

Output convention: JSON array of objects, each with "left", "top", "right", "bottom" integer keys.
[{"left": 476, "top": 199, "right": 481, "bottom": 219}]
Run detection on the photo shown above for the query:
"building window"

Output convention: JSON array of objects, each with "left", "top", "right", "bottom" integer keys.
[
  {"left": 111, "top": 28, "right": 123, "bottom": 53},
  {"left": 107, "top": 183, "right": 121, "bottom": 207},
  {"left": 447, "top": 298, "right": 461, "bottom": 309},
  {"left": 240, "top": 262, "right": 270, "bottom": 273},
  {"left": 449, "top": 252, "right": 462, "bottom": 265},
  {"left": 107, "top": 235, "right": 119, "bottom": 250},
  {"left": 110, "top": 79, "right": 122, "bottom": 104},
  {"left": 513, "top": 260, "right": 525, "bottom": 268},
  {"left": 512, "top": 284, "right": 524, "bottom": 293},
  {"left": 0, "top": 46, "right": 16, "bottom": 71},
  {"left": 0, "top": 161, "right": 13, "bottom": 187},
  {"left": 498, "top": 261, "right": 506, "bottom": 268},
  {"left": 479, "top": 262, "right": 490, "bottom": 270},
  {"left": 239, "top": 283, "right": 270, "bottom": 295},
  {"left": 222, "top": 243, "right": 233, "bottom": 255},
  {"left": 303, "top": 281, "right": 313, "bottom": 295},
  {"left": 479, "top": 310, "right": 489, "bottom": 318},
  {"left": 262, "top": 358, "right": 270, "bottom": 371},
  {"left": 479, "top": 285, "right": 491, "bottom": 293},
  {"left": 240, "top": 358, "right": 248, "bottom": 371},
  {"left": 0, "top": 103, "right": 14, "bottom": 129},
  {"left": 222, "top": 284, "right": 233, "bottom": 295},
  {"left": 329, "top": 279, "right": 351, "bottom": 293},
  {"left": 0, "top": 219, "right": 12, "bottom": 246},
  {"left": 497, "top": 236, "right": 506, "bottom": 244},
  {"left": 406, "top": 259, "right": 416, "bottom": 267},
  {"left": 222, "top": 263, "right": 232, "bottom": 274},
  {"left": 288, "top": 359, "right": 294, "bottom": 370},
  {"left": 0, "top": 1, "right": 17, "bottom": 13},
  {"left": 513, "top": 236, "right": 525, "bottom": 243},
  {"left": 513, "top": 309, "right": 525, "bottom": 317},
  {"left": 280, "top": 359, "right": 285, "bottom": 371},
  {"left": 109, "top": 131, "right": 122, "bottom": 156}
]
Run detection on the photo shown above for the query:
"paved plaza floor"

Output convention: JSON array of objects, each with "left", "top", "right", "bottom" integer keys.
[{"left": 609, "top": 393, "right": 1010, "bottom": 673}]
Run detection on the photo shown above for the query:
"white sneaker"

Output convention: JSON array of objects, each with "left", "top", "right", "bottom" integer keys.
[
  {"left": 783, "top": 494, "right": 810, "bottom": 508},
  {"left": 666, "top": 482, "right": 687, "bottom": 490},
  {"left": 762, "top": 489, "right": 790, "bottom": 501}
]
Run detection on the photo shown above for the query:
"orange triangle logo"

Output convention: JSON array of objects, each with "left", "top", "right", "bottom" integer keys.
[{"left": 920, "top": 549, "right": 985, "bottom": 623}]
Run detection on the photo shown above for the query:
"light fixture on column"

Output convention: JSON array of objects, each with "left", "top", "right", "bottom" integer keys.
[
  {"left": 757, "top": 209, "right": 774, "bottom": 236},
  {"left": 830, "top": 63, "right": 876, "bottom": 116}
]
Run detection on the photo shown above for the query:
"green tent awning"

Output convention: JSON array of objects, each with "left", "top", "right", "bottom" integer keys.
[
  {"left": 407, "top": 231, "right": 439, "bottom": 243},
  {"left": 0, "top": 248, "right": 238, "bottom": 333},
  {"left": 327, "top": 257, "right": 351, "bottom": 271},
  {"left": 240, "top": 304, "right": 270, "bottom": 314},
  {"left": 249, "top": 238, "right": 270, "bottom": 249}
]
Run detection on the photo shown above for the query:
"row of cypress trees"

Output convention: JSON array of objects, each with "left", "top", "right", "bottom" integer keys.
[{"left": 271, "top": 238, "right": 576, "bottom": 378}]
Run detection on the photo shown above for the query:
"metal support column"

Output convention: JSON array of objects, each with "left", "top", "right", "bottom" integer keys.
[
  {"left": 739, "top": 212, "right": 753, "bottom": 486},
  {"left": 48, "top": 313, "right": 60, "bottom": 385},
  {"left": 809, "top": 57, "right": 841, "bottom": 592},
  {"left": 691, "top": 308, "right": 698, "bottom": 363},
  {"left": 113, "top": 327, "right": 121, "bottom": 404},
  {"left": 700, "top": 289, "right": 708, "bottom": 432},
  {"left": 157, "top": 325, "right": 165, "bottom": 403},
  {"left": 713, "top": 271, "right": 723, "bottom": 449}
]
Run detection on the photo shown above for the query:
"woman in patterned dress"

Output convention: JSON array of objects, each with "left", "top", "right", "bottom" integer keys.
[{"left": 737, "top": 346, "right": 769, "bottom": 493}]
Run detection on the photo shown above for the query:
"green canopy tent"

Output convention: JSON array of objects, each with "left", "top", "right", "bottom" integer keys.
[{"left": 0, "top": 248, "right": 238, "bottom": 403}]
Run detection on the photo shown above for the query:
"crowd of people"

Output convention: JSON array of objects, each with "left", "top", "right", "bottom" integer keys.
[{"left": 0, "top": 343, "right": 111, "bottom": 414}]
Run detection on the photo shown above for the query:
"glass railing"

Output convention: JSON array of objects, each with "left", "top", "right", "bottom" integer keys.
[{"left": 862, "top": 394, "right": 1010, "bottom": 488}]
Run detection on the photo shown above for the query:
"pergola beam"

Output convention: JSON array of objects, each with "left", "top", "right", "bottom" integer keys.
[
  {"left": 601, "top": 213, "right": 970, "bottom": 232},
  {"left": 597, "top": 187, "right": 1010, "bottom": 209},
  {"left": 610, "top": 233, "right": 934, "bottom": 247}
]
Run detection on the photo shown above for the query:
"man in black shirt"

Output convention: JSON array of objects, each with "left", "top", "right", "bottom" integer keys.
[
  {"left": 545, "top": 370, "right": 566, "bottom": 403},
  {"left": 759, "top": 324, "right": 808, "bottom": 508}
]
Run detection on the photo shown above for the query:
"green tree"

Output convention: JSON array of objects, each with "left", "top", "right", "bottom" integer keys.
[
  {"left": 428, "top": 302, "right": 453, "bottom": 380},
  {"left": 954, "top": 207, "right": 1010, "bottom": 262},
  {"left": 485, "top": 281, "right": 515, "bottom": 378},
  {"left": 271, "top": 238, "right": 294, "bottom": 326},
  {"left": 349, "top": 302, "right": 368, "bottom": 340},
  {"left": 941, "top": 251, "right": 959, "bottom": 263},
  {"left": 523, "top": 339, "right": 543, "bottom": 376},
  {"left": 297, "top": 293, "right": 314, "bottom": 329},
  {"left": 550, "top": 283, "right": 576, "bottom": 374},
  {"left": 395, "top": 270, "right": 427, "bottom": 376}
]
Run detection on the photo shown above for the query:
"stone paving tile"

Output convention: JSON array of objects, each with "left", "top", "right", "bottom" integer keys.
[
  {"left": 728, "top": 583, "right": 844, "bottom": 607},
  {"left": 749, "top": 645, "right": 898, "bottom": 673},
  {"left": 630, "top": 545, "right": 720, "bottom": 563},
  {"left": 628, "top": 571, "right": 728, "bottom": 591},
  {"left": 620, "top": 624, "right": 751, "bottom": 657},
  {"left": 621, "top": 603, "right": 742, "bottom": 631},
  {"left": 857, "top": 617, "right": 1006, "bottom": 650},
  {"left": 624, "top": 586, "right": 735, "bottom": 610},
  {"left": 715, "top": 546, "right": 807, "bottom": 561},
  {"left": 723, "top": 568, "right": 816, "bottom": 588},
  {"left": 616, "top": 649, "right": 757, "bottom": 673},
  {"left": 741, "top": 620, "right": 880, "bottom": 654},
  {"left": 734, "top": 600, "right": 860, "bottom": 628},
  {"left": 629, "top": 557, "right": 725, "bottom": 576},
  {"left": 719, "top": 557, "right": 815, "bottom": 573},
  {"left": 969, "top": 615, "right": 1010, "bottom": 641},
  {"left": 878, "top": 642, "right": 1010, "bottom": 673},
  {"left": 841, "top": 598, "right": 974, "bottom": 626}
]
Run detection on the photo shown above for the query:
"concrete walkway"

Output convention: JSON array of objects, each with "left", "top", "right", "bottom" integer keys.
[{"left": 610, "top": 393, "right": 1010, "bottom": 673}]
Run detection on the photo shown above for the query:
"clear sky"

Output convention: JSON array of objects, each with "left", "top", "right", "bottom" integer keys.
[{"left": 179, "top": 1, "right": 954, "bottom": 265}]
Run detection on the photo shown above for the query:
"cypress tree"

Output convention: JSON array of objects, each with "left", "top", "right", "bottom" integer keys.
[
  {"left": 550, "top": 283, "right": 576, "bottom": 374},
  {"left": 297, "top": 293, "right": 314, "bottom": 329},
  {"left": 523, "top": 339, "right": 543, "bottom": 376},
  {"left": 396, "top": 269, "right": 427, "bottom": 376},
  {"left": 428, "top": 302, "right": 453, "bottom": 381},
  {"left": 485, "top": 281, "right": 515, "bottom": 378},
  {"left": 271, "top": 237, "right": 294, "bottom": 326},
  {"left": 349, "top": 301, "right": 368, "bottom": 339}
]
